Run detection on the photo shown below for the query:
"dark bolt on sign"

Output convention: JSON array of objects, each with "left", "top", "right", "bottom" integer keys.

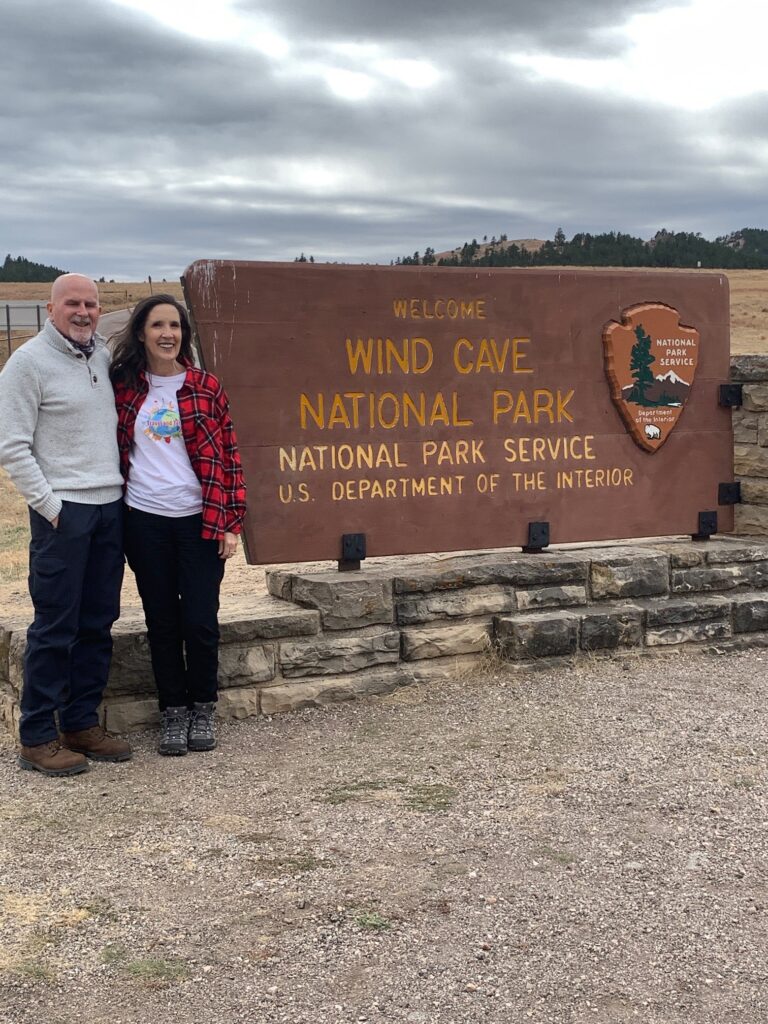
[{"left": 182, "top": 261, "right": 734, "bottom": 565}]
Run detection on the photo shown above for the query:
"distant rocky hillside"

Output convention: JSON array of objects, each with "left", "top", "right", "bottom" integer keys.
[{"left": 435, "top": 237, "right": 546, "bottom": 262}]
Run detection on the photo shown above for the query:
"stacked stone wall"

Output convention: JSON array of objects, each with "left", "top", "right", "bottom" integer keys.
[
  {"left": 3, "top": 538, "right": 768, "bottom": 736},
  {"left": 732, "top": 354, "right": 768, "bottom": 535}
]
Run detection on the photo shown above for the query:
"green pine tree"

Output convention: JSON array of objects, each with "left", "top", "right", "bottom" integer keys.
[{"left": 627, "top": 324, "right": 656, "bottom": 405}]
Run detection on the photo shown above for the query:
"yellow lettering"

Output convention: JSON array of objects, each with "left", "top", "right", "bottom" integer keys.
[
  {"left": 378, "top": 393, "right": 400, "bottom": 429},
  {"left": 402, "top": 391, "right": 426, "bottom": 427},
  {"left": 300, "top": 393, "right": 324, "bottom": 429},
  {"left": 475, "top": 339, "right": 495, "bottom": 372},
  {"left": 555, "top": 467, "right": 634, "bottom": 489},
  {"left": 430, "top": 393, "right": 449, "bottom": 426},
  {"left": 345, "top": 337, "right": 374, "bottom": 374},
  {"left": 511, "top": 471, "right": 546, "bottom": 491},
  {"left": 412, "top": 338, "right": 433, "bottom": 374},
  {"left": 384, "top": 338, "right": 409, "bottom": 374},
  {"left": 421, "top": 440, "right": 485, "bottom": 466},
  {"left": 347, "top": 337, "right": 435, "bottom": 375},
  {"left": 303, "top": 391, "right": 471, "bottom": 430},
  {"left": 511, "top": 338, "right": 532, "bottom": 373},
  {"left": 454, "top": 338, "right": 473, "bottom": 374},
  {"left": 533, "top": 390, "right": 554, "bottom": 424},
  {"left": 493, "top": 390, "right": 513, "bottom": 424},
  {"left": 514, "top": 392, "right": 531, "bottom": 424},
  {"left": 557, "top": 389, "right": 575, "bottom": 423},
  {"left": 327, "top": 394, "right": 352, "bottom": 429},
  {"left": 390, "top": 298, "right": 485, "bottom": 320},
  {"left": 452, "top": 392, "right": 473, "bottom": 426},
  {"left": 493, "top": 390, "right": 576, "bottom": 426},
  {"left": 298, "top": 448, "right": 318, "bottom": 471}
]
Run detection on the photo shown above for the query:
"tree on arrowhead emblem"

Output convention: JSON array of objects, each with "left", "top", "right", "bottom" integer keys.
[{"left": 627, "top": 324, "right": 655, "bottom": 405}]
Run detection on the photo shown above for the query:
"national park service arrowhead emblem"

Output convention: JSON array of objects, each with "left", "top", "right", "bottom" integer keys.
[{"left": 603, "top": 303, "right": 699, "bottom": 453}]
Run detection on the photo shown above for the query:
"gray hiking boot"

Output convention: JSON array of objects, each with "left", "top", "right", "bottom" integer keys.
[
  {"left": 159, "top": 706, "right": 189, "bottom": 756},
  {"left": 188, "top": 702, "right": 217, "bottom": 752}
]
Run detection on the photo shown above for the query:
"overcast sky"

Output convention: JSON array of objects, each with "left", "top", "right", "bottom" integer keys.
[{"left": 1, "top": 0, "right": 766, "bottom": 279}]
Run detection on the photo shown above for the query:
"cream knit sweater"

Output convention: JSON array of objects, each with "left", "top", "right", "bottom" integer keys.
[{"left": 0, "top": 319, "right": 123, "bottom": 521}]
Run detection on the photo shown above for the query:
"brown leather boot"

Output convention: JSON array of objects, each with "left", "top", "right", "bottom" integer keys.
[
  {"left": 60, "top": 725, "right": 132, "bottom": 762},
  {"left": 18, "top": 740, "right": 89, "bottom": 777}
]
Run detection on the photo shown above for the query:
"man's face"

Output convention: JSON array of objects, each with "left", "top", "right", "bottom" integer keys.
[{"left": 47, "top": 276, "right": 101, "bottom": 345}]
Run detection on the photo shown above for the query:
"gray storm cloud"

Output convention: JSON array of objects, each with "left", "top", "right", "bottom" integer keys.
[{"left": 0, "top": 0, "right": 763, "bottom": 278}]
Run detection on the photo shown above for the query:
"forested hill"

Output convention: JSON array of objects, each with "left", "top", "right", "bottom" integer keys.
[
  {"left": 396, "top": 228, "right": 768, "bottom": 269},
  {"left": 0, "top": 254, "right": 66, "bottom": 281}
]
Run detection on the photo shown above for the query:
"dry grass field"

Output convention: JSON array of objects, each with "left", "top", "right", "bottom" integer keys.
[
  {"left": 0, "top": 279, "right": 184, "bottom": 314},
  {"left": 726, "top": 269, "right": 768, "bottom": 351}
]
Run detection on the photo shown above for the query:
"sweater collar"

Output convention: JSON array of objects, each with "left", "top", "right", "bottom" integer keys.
[{"left": 43, "top": 318, "right": 105, "bottom": 358}]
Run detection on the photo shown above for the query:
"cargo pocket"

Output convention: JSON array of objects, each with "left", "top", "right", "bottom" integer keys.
[{"left": 28, "top": 555, "right": 70, "bottom": 613}]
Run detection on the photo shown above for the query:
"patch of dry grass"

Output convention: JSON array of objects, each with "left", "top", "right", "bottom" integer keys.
[{"left": 0, "top": 469, "right": 28, "bottom": 583}]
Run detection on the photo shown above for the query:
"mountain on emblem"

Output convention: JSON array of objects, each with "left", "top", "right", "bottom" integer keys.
[{"left": 603, "top": 303, "right": 699, "bottom": 452}]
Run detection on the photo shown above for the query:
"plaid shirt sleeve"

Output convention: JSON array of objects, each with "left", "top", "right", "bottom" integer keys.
[
  {"left": 213, "top": 381, "right": 247, "bottom": 535},
  {"left": 177, "top": 370, "right": 247, "bottom": 540},
  {"left": 114, "top": 381, "right": 146, "bottom": 482}
]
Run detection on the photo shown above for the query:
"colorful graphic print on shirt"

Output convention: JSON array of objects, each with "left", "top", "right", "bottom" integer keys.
[{"left": 142, "top": 399, "right": 182, "bottom": 444}]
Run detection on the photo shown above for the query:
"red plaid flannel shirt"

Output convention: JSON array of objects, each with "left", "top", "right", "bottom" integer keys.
[{"left": 114, "top": 366, "right": 246, "bottom": 540}]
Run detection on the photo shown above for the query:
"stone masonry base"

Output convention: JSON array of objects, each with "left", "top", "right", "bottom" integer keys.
[{"left": 3, "top": 536, "right": 768, "bottom": 738}]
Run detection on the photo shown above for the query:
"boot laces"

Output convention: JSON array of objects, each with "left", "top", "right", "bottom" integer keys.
[
  {"left": 162, "top": 710, "right": 188, "bottom": 745},
  {"left": 189, "top": 704, "right": 215, "bottom": 740}
]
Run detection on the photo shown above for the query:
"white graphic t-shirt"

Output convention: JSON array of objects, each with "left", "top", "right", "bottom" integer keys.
[{"left": 126, "top": 372, "right": 203, "bottom": 517}]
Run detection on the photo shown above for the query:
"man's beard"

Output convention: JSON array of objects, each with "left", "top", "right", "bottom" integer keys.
[{"left": 68, "top": 321, "right": 94, "bottom": 344}]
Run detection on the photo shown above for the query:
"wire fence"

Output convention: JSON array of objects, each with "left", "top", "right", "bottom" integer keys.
[{"left": 2, "top": 303, "right": 47, "bottom": 362}]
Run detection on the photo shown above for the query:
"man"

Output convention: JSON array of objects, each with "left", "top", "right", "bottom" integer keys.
[{"left": 0, "top": 273, "right": 131, "bottom": 775}]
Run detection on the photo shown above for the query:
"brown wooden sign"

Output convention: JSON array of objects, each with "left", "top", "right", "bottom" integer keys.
[{"left": 182, "top": 262, "right": 734, "bottom": 565}]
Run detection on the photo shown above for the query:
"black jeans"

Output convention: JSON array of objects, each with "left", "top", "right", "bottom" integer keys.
[
  {"left": 21, "top": 499, "right": 124, "bottom": 746},
  {"left": 124, "top": 507, "right": 225, "bottom": 710}
]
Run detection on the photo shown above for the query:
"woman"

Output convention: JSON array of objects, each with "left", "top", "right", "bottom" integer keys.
[{"left": 110, "top": 295, "right": 246, "bottom": 756}]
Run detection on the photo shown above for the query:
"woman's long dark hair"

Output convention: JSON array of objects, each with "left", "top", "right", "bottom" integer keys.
[{"left": 109, "top": 294, "right": 194, "bottom": 389}]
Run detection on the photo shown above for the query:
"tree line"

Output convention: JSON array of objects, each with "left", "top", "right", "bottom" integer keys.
[
  {"left": 395, "top": 228, "right": 768, "bottom": 269},
  {"left": 0, "top": 254, "right": 66, "bottom": 282}
]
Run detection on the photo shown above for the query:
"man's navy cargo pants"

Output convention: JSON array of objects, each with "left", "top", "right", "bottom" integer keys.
[{"left": 20, "top": 499, "right": 123, "bottom": 746}]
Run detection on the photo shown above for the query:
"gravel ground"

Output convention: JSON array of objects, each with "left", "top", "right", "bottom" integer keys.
[{"left": 1, "top": 648, "right": 767, "bottom": 1024}]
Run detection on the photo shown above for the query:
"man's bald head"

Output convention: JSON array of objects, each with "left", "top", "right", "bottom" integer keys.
[{"left": 47, "top": 274, "right": 101, "bottom": 345}]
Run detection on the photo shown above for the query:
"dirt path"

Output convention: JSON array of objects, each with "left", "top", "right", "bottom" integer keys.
[{"left": 1, "top": 649, "right": 767, "bottom": 1023}]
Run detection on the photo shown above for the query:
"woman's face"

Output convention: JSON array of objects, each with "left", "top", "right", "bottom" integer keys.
[{"left": 139, "top": 303, "right": 184, "bottom": 375}]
